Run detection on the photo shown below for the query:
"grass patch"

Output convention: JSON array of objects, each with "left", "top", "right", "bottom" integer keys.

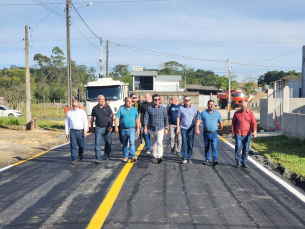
[
  {"left": 0, "top": 117, "right": 26, "bottom": 126},
  {"left": 251, "top": 135, "right": 305, "bottom": 177},
  {"left": 0, "top": 117, "right": 64, "bottom": 130},
  {"left": 21, "top": 104, "right": 67, "bottom": 118}
]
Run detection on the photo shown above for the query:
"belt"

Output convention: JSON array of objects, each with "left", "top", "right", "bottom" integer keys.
[
  {"left": 71, "top": 129, "right": 83, "bottom": 131},
  {"left": 204, "top": 130, "right": 217, "bottom": 134},
  {"left": 123, "top": 126, "right": 135, "bottom": 129}
]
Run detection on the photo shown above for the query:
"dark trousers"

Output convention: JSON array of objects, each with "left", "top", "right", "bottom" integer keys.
[
  {"left": 95, "top": 126, "right": 112, "bottom": 160},
  {"left": 70, "top": 129, "right": 84, "bottom": 161},
  {"left": 181, "top": 126, "right": 195, "bottom": 160}
]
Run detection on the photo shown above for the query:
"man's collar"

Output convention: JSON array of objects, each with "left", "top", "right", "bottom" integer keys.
[{"left": 184, "top": 104, "right": 191, "bottom": 108}]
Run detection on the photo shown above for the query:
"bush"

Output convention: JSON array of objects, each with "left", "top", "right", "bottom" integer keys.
[{"left": 0, "top": 117, "right": 26, "bottom": 126}]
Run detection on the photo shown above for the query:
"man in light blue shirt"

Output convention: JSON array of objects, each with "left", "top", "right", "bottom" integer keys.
[
  {"left": 176, "top": 96, "right": 198, "bottom": 164},
  {"left": 196, "top": 100, "right": 223, "bottom": 166}
]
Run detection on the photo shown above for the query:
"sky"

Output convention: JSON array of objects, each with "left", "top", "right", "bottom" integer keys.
[{"left": 1, "top": 0, "right": 305, "bottom": 82}]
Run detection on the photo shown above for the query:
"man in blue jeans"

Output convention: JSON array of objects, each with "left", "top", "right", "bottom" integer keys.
[
  {"left": 176, "top": 96, "right": 198, "bottom": 164},
  {"left": 231, "top": 101, "right": 257, "bottom": 168},
  {"left": 139, "top": 93, "right": 154, "bottom": 154},
  {"left": 196, "top": 100, "right": 223, "bottom": 166},
  {"left": 115, "top": 97, "right": 140, "bottom": 162},
  {"left": 65, "top": 100, "right": 88, "bottom": 165},
  {"left": 91, "top": 95, "right": 113, "bottom": 163}
]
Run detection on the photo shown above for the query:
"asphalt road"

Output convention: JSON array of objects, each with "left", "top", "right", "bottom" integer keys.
[{"left": 0, "top": 130, "right": 305, "bottom": 229}]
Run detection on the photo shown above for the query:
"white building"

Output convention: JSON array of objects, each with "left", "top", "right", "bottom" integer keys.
[{"left": 130, "top": 67, "right": 182, "bottom": 92}]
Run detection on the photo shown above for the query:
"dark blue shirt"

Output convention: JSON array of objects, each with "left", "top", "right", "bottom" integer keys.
[
  {"left": 144, "top": 105, "right": 168, "bottom": 131},
  {"left": 168, "top": 104, "right": 183, "bottom": 125}
]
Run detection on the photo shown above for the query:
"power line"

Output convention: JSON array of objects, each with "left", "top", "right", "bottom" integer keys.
[
  {"left": 32, "top": 0, "right": 64, "bottom": 28},
  {"left": 239, "top": 48, "right": 302, "bottom": 66},
  {"left": 71, "top": 3, "right": 100, "bottom": 39},
  {"left": 0, "top": 0, "right": 168, "bottom": 5}
]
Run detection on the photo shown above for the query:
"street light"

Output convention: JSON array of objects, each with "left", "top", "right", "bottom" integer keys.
[{"left": 70, "top": 2, "right": 93, "bottom": 11}]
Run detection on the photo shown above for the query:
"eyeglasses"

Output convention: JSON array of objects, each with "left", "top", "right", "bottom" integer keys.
[
  {"left": 184, "top": 99, "right": 191, "bottom": 102},
  {"left": 72, "top": 105, "right": 79, "bottom": 107},
  {"left": 132, "top": 97, "right": 137, "bottom": 99},
  {"left": 154, "top": 99, "right": 160, "bottom": 101}
]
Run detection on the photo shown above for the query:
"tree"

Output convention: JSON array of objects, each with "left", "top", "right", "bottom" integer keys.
[
  {"left": 258, "top": 70, "right": 301, "bottom": 86},
  {"left": 110, "top": 64, "right": 132, "bottom": 87}
]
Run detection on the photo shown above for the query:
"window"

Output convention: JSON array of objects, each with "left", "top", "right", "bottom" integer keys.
[
  {"left": 86, "top": 86, "right": 122, "bottom": 101},
  {"left": 134, "top": 76, "right": 153, "bottom": 90}
]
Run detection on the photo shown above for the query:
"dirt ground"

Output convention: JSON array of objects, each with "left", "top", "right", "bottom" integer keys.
[{"left": 0, "top": 128, "right": 67, "bottom": 168}]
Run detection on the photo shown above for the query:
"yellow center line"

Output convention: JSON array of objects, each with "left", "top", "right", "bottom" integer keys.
[
  {"left": 218, "top": 135, "right": 228, "bottom": 142},
  {"left": 86, "top": 143, "right": 145, "bottom": 229},
  {"left": 12, "top": 132, "right": 92, "bottom": 167}
]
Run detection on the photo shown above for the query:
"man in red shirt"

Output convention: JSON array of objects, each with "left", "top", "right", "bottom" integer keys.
[{"left": 231, "top": 101, "right": 257, "bottom": 168}]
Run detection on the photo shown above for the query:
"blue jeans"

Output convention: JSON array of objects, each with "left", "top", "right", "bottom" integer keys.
[
  {"left": 203, "top": 131, "right": 218, "bottom": 162},
  {"left": 235, "top": 134, "right": 252, "bottom": 165},
  {"left": 95, "top": 126, "right": 112, "bottom": 160},
  {"left": 143, "top": 128, "right": 151, "bottom": 150},
  {"left": 181, "top": 126, "right": 195, "bottom": 160},
  {"left": 121, "top": 128, "right": 136, "bottom": 158},
  {"left": 70, "top": 129, "right": 85, "bottom": 161}
]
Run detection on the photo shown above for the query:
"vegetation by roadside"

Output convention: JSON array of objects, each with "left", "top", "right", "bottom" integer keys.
[
  {"left": 21, "top": 104, "right": 67, "bottom": 118},
  {"left": 251, "top": 135, "right": 305, "bottom": 177},
  {"left": 0, "top": 117, "right": 64, "bottom": 130}
]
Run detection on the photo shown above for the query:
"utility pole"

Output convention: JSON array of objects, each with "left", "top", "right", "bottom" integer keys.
[
  {"left": 301, "top": 46, "right": 305, "bottom": 98},
  {"left": 66, "top": 0, "right": 72, "bottom": 107},
  {"left": 106, "top": 40, "right": 109, "bottom": 78},
  {"left": 99, "top": 38, "right": 103, "bottom": 78},
  {"left": 25, "top": 25, "right": 32, "bottom": 130},
  {"left": 227, "top": 59, "right": 231, "bottom": 120}
]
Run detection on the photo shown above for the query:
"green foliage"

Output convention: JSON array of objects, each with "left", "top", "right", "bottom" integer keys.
[
  {"left": 258, "top": 70, "right": 301, "bottom": 86},
  {"left": 251, "top": 135, "right": 305, "bottom": 177},
  {"left": 0, "top": 117, "right": 25, "bottom": 126},
  {"left": 218, "top": 75, "right": 239, "bottom": 90},
  {"left": 0, "top": 46, "right": 96, "bottom": 105},
  {"left": 110, "top": 64, "right": 133, "bottom": 87}
]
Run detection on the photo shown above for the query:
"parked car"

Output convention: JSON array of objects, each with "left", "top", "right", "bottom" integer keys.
[{"left": 0, "top": 105, "right": 22, "bottom": 117}]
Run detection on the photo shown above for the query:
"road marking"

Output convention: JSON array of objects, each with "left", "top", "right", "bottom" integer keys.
[
  {"left": 86, "top": 143, "right": 145, "bottom": 229},
  {"left": 0, "top": 133, "right": 93, "bottom": 173},
  {"left": 0, "top": 142, "right": 70, "bottom": 173},
  {"left": 218, "top": 135, "right": 305, "bottom": 203}
]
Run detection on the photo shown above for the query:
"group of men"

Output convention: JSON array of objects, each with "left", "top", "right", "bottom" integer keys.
[{"left": 65, "top": 93, "right": 257, "bottom": 168}]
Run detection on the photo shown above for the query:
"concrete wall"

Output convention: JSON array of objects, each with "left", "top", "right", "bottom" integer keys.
[
  {"left": 131, "top": 91, "right": 200, "bottom": 108},
  {"left": 283, "top": 113, "right": 305, "bottom": 139},
  {"left": 292, "top": 98, "right": 305, "bottom": 114},
  {"left": 260, "top": 89, "right": 276, "bottom": 131}
]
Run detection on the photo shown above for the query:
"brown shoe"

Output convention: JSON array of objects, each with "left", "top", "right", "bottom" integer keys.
[
  {"left": 131, "top": 157, "right": 137, "bottom": 163},
  {"left": 122, "top": 157, "right": 128, "bottom": 162},
  {"left": 71, "top": 161, "right": 77, "bottom": 165}
]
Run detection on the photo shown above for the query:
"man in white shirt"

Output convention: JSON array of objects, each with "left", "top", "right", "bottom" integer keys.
[{"left": 65, "top": 100, "right": 88, "bottom": 165}]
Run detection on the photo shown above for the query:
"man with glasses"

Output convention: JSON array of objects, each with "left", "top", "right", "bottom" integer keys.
[
  {"left": 130, "top": 93, "right": 139, "bottom": 110},
  {"left": 177, "top": 96, "right": 198, "bottom": 164},
  {"left": 91, "top": 95, "right": 113, "bottom": 163},
  {"left": 196, "top": 100, "right": 223, "bottom": 166},
  {"left": 144, "top": 94, "right": 169, "bottom": 163},
  {"left": 65, "top": 100, "right": 88, "bottom": 165},
  {"left": 115, "top": 97, "right": 140, "bottom": 163},
  {"left": 139, "top": 93, "right": 154, "bottom": 154}
]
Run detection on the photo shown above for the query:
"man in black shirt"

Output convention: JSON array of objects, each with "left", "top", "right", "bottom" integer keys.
[
  {"left": 139, "top": 93, "right": 154, "bottom": 154},
  {"left": 91, "top": 95, "right": 113, "bottom": 163}
]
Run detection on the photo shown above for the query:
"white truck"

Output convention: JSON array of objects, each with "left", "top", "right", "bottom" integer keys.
[{"left": 85, "top": 77, "right": 129, "bottom": 125}]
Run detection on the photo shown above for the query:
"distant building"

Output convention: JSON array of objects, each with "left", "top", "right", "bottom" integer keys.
[
  {"left": 269, "top": 79, "right": 302, "bottom": 98},
  {"left": 130, "top": 67, "right": 182, "bottom": 92},
  {"left": 185, "top": 84, "right": 221, "bottom": 107}
]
